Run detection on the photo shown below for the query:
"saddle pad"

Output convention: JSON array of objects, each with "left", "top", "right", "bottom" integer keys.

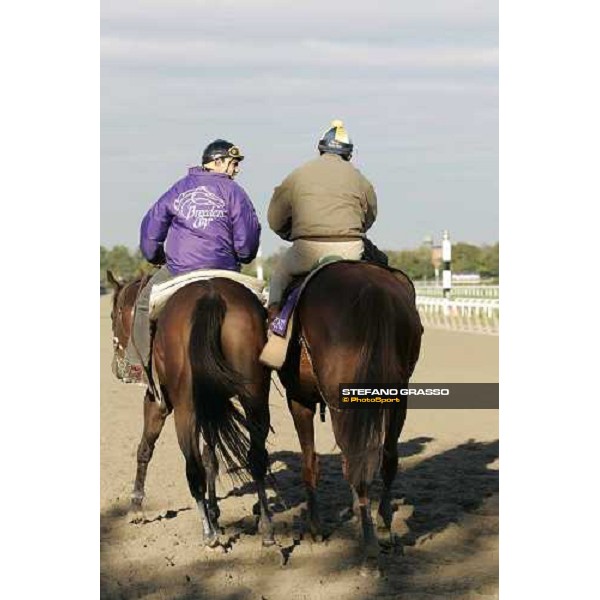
[
  {"left": 149, "top": 269, "right": 266, "bottom": 319},
  {"left": 261, "top": 258, "right": 352, "bottom": 369},
  {"left": 271, "top": 285, "right": 302, "bottom": 337},
  {"left": 270, "top": 255, "right": 346, "bottom": 338}
]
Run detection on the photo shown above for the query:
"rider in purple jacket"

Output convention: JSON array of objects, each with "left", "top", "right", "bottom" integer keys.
[
  {"left": 140, "top": 154, "right": 260, "bottom": 273},
  {"left": 123, "top": 140, "right": 261, "bottom": 384}
]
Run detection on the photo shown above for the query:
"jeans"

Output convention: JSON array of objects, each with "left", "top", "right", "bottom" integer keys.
[{"left": 268, "top": 239, "right": 364, "bottom": 306}]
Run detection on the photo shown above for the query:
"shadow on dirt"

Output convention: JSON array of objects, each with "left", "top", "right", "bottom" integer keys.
[
  {"left": 223, "top": 435, "right": 433, "bottom": 507},
  {"left": 100, "top": 437, "right": 498, "bottom": 599}
]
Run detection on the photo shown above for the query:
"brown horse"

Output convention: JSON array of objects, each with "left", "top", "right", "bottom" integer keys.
[
  {"left": 107, "top": 271, "right": 274, "bottom": 547},
  {"left": 279, "top": 262, "right": 422, "bottom": 564}
]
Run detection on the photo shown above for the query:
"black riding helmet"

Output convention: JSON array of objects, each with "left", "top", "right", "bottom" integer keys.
[
  {"left": 317, "top": 119, "right": 353, "bottom": 159},
  {"left": 201, "top": 139, "right": 245, "bottom": 165}
]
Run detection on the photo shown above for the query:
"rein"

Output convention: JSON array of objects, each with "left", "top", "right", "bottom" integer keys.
[
  {"left": 112, "top": 277, "right": 163, "bottom": 403},
  {"left": 299, "top": 333, "right": 338, "bottom": 422}
]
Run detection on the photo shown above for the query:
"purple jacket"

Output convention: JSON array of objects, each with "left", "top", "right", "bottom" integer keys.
[{"left": 140, "top": 167, "right": 261, "bottom": 274}]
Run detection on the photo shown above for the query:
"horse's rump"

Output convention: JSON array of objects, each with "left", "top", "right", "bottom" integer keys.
[
  {"left": 294, "top": 262, "right": 422, "bottom": 486},
  {"left": 262, "top": 259, "right": 415, "bottom": 369},
  {"left": 298, "top": 262, "right": 422, "bottom": 386},
  {"left": 156, "top": 279, "right": 267, "bottom": 481}
]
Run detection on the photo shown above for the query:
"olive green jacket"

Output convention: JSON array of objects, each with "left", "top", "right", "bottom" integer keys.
[{"left": 267, "top": 153, "right": 377, "bottom": 241}]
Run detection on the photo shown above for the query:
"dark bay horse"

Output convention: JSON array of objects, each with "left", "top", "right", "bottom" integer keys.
[
  {"left": 107, "top": 271, "right": 274, "bottom": 547},
  {"left": 279, "top": 262, "right": 422, "bottom": 562}
]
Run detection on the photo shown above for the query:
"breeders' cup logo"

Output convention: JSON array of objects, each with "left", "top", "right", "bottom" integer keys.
[{"left": 173, "top": 186, "right": 227, "bottom": 229}]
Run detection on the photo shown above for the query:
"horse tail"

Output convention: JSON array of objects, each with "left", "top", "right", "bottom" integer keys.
[
  {"left": 337, "top": 282, "right": 409, "bottom": 488},
  {"left": 354, "top": 282, "right": 408, "bottom": 383},
  {"left": 188, "top": 283, "right": 251, "bottom": 480}
]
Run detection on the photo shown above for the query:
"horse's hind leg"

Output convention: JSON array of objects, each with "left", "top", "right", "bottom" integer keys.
[
  {"left": 130, "top": 389, "right": 168, "bottom": 522},
  {"left": 201, "top": 443, "right": 220, "bottom": 528},
  {"left": 377, "top": 403, "right": 407, "bottom": 532},
  {"left": 341, "top": 456, "right": 361, "bottom": 521},
  {"left": 289, "top": 398, "right": 322, "bottom": 540},
  {"left": 241, "top": 397, "right": 275, "bottom": 546},
  {"left": 340, "top": 452, "right": 380, "bottom": 565},
  {"left": 173, "top": 405, "right": 220, "bottom": 548},
  {"left": 333, "top": 414, "right": 382, "bottom": 564}
]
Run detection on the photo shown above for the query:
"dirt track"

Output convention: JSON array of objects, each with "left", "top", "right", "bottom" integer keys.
[{"left": 100, "top": 295, "right": 498, "bottom": 600}]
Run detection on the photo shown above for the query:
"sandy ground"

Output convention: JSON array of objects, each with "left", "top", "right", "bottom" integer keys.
[{"left": 100, "top": 295, "right": 498, "bottom": 600}]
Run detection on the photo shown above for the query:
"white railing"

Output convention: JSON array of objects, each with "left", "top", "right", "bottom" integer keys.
[
  {"left": 416, "top": 296, "right": 499, "bottom": 335},
  {"left": 414, "top": 285, "right": 499, "bottom": 299}
]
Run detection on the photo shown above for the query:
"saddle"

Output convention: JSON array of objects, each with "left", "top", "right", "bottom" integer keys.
[{"left": 126, "top": 270, "right": 266, "bottom": 393}]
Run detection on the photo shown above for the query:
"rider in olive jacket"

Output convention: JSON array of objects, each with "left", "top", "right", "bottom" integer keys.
[{"left": 267, "top": 120, "right": 378, "bottom": 316}]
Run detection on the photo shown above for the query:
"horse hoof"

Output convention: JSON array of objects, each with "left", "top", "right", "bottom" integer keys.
[
  {"left": 310, "top": 530, "right": 324, "bottom": 543},
  {"left": 260, "top": 521, "right": 276, "bottom": 547},
  {"left": 360, "top": 565, "right": 382, "bottom": 578},
  {"left": 128, "top": 502, "right": 144, "bottom": 524},
  {"left": 204, "top": 534, "right": 221, "bottom": 549},
  {"left": 360, "top": 557, "right": 382, "bottom": 578}
]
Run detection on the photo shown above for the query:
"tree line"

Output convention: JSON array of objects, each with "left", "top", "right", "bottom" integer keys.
[
  {"left": 100, "top": 241, "right": 499, "bottom": 285},
  {"left": 388, "top": 242, "right": 499, "bottom": 281},
  {"left": 100, "top": 245, "right": 153, "bottom": 284}
]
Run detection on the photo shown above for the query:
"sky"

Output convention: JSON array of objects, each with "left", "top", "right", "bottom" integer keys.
[{"left": 101, "top": 0, "right": 498, "bottom": 254}]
